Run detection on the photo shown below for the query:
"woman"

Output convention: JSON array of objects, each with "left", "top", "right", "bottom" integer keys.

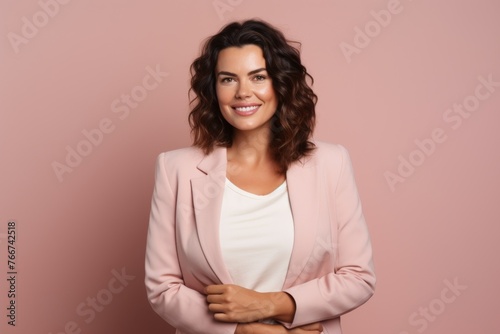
[{"left": 145, "top": 19, "right": 375, "bottom": 334}]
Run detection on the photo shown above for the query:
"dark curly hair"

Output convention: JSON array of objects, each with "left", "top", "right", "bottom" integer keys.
[{"left": 188, "top": 19, "right": 317, "bottom": 173}]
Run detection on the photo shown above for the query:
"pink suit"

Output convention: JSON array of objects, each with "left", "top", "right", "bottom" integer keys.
[{"left": 145, "top": 141, "right": 375, "bottom": 333}]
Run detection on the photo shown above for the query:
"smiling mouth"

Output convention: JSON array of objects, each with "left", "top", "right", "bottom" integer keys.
[{"left": 232, "top": 105, "right": 260, "bottom": 115}]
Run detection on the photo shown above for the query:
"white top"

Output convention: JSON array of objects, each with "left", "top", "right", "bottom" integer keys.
[{"left": 219, "top": 178, "right": 295, "bottom": 293}]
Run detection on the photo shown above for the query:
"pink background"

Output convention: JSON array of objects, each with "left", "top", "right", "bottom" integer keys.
[{"left": 2, "top": 0, "right": 500, "bottom": 333}]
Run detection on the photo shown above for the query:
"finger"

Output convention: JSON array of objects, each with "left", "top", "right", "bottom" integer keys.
[
  {"left": 205, "top": 284, "right": 232, "bottom": 295},
  {"left": 213, "top": 312, "right": 233, "bottom": 323},
  {"left": 207, "top": 303, "right": 226, "bottom": 313},
  {"left": 298, "top": 323, "right": 323, "bottom": 331},
  {"left": 205, "top": 285, "right": 222, "bottom": 295},
  {"left": 206, "top": 294, "right": 226, "bottom": 304}
]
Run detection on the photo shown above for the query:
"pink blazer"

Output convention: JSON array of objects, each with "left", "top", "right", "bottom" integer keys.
[{"left": 145, "top": 141, "right": 375, "bottom": 334}]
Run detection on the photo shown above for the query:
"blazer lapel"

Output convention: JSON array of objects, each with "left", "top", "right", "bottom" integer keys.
[
  {"left": 191, "top": 147, "right": 233, "bottom": 284},
  {"left": 283, "top": 155, "right": 320, "bottom": 288}
]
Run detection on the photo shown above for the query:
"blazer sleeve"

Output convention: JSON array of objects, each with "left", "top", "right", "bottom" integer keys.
[
  {"left": 145, "top": 153, "right": 237, "bottom": 334},
  {"left": 283, "top": 145, "right": 376, "bottom": 327}
]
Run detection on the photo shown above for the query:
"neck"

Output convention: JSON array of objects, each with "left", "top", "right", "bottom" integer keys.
[{"left": 229, "top": 127, "right": 272, "bottom": 165}]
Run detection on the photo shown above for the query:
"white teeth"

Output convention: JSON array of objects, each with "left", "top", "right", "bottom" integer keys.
[{"left": 235, "top": 106, "right": 258, "bottom": 112}]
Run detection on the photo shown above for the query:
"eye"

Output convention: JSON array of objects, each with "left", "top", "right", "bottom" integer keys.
[
  {"left": 220, "top": 77, "right": 234, "bottom": 83},
  {"left": 253, "top": 75, "right": 267, "bottom": 81}
]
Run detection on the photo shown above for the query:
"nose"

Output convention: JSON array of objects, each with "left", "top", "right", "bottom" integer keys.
[{"left": 235, "top": 80, "right": 251, "bottom": 99}]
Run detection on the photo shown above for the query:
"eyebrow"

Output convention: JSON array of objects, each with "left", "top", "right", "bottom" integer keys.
[{"left": 216, "top": 68, "right": 267, "bottom": 77}]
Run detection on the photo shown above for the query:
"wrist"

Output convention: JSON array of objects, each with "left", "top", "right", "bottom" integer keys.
[
  {"left": 267, "top": 292, "right": 296, "bottom": 323},
  {"left": 235, "top": 323, "right": 250, "bottom": 334}
]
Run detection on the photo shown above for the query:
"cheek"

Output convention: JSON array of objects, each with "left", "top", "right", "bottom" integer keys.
[
  {"left": 215, "top": 85, "right": 223, "bottom": 101},
  {"left": 216, "top": 86, "right": 234, "bottom": 105},
  {"left": 255, "top": 84, "right": 277, "bottom": 103}
]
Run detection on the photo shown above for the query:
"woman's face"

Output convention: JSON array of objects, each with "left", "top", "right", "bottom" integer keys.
[{"left": 215, "top": 44, "right": 278, "bottom": 136}]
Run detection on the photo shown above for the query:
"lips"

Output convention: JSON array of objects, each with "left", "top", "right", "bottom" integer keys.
[{"left": 232, "top": 104, "right": 260, "bottom": 116}]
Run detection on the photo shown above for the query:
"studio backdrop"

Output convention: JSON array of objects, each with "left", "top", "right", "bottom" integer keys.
[{"left": 1, "top": 1, "right": 499, "bottom": 333}]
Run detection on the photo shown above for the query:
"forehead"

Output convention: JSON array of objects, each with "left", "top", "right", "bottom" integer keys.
[{"left": 216, "top": 45, "right": 266, "bottom": 71}]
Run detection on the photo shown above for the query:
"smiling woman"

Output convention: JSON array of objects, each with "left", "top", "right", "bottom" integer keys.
[
  {"left": 188, "top": 20, "right": 317, "bottom": 175},
  {"left": 215, "top": 45, "right": 278, "bottom": 144},
  {"left": 145, "top": 19, "right": 376, "bottom": 334}
]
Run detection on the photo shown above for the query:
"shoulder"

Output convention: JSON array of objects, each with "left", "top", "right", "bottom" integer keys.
[
  {"left": 311, "top": 141, "right": 359, "bottom": 191},
  {"left": 304, "top": 140, "right": 356, "bottom": 184},
  {"left": 313, "top": 140, "right": 348, "bottom": 156},
  {"left": 309, "top": 140, "right": 350, "bottom": 166},
  {"left": 153, "top": 146, "right": 208, "bottom": 190},
  {"left": 155, "top": 145, "right": 228, "bottom": 176},
  {"left": 154, "top": 146, "right": 204, "bottom": 174},
  {"left": 158, "top": 146, "right": 205, "bottom": 162}
]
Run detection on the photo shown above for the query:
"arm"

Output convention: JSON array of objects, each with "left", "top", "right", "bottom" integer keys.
[
  {"left": 205, "top": 284, "right": 296, "bottom": 323},
  {"left": 282, "top": 145, "right": 376, "bottom": 327},
  {"left": 236, "top": 322, "right": 323, "bottom": 334},
  {"left": 145, "top": 153, "right": 237, "bottom": 334}
]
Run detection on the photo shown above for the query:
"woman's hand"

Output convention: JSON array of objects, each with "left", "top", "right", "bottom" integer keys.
[
  {"left": 206, "top": 284, "right": 274, "bottom": 323},
  {"left": 236, "top": 322, "right": 323, "bottom": 334},
  {"left": 288, "top": 323, "right": 323, "bottom": 333}
]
